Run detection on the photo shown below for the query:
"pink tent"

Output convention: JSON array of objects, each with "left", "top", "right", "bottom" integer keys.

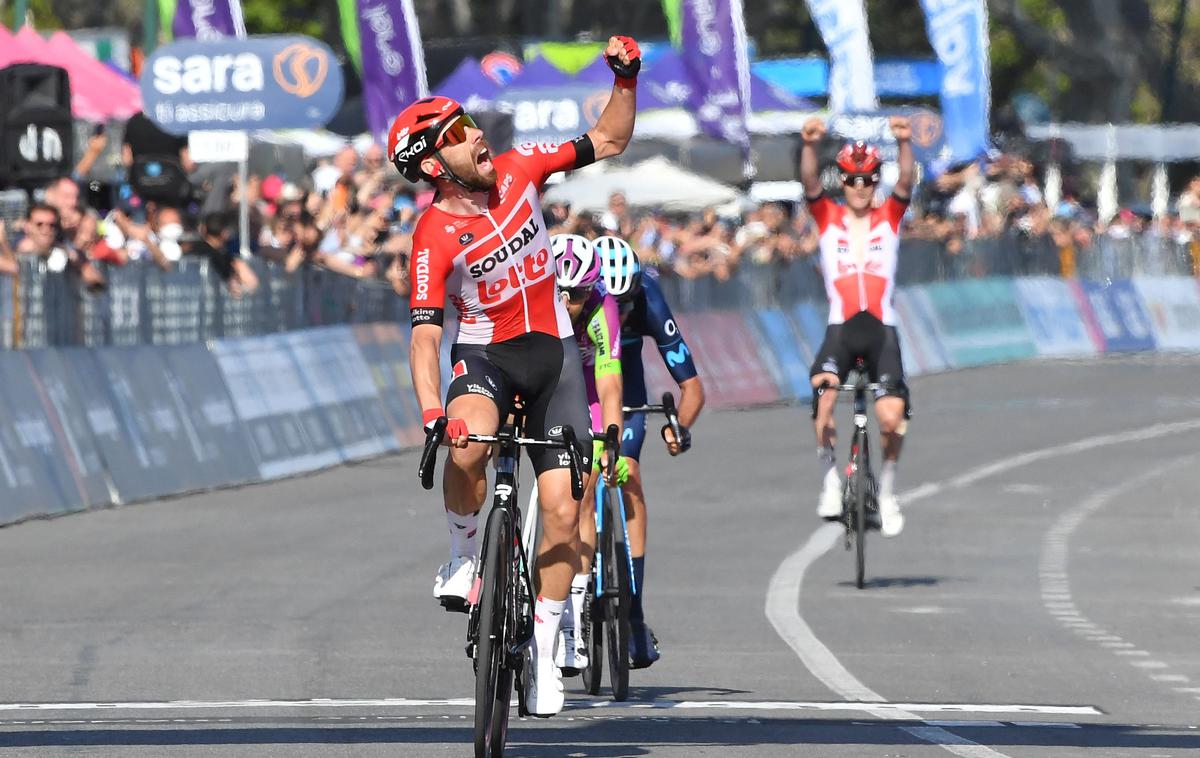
[
  {"left": 0, "top": 26, "right": 134, "bottom": 121},
  {"left": 46, "top": 31, "right": 141, "bottom": 117}
]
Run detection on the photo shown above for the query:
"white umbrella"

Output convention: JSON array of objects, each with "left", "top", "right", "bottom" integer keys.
[{"left": 543, "top": 156, "right": 741, "bottom": 212}]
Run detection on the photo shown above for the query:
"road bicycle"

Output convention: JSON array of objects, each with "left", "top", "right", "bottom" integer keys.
[
  {"left": 814, "top": 365, "right": 884, "bottom": 590},
  {"left": 419, "top": 412, "right": 585, "bottom": 758}
]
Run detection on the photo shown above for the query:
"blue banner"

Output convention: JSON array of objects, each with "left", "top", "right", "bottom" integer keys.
[
  {"left": 918, "top": 0, "right": 990, "bottom": 161},
  {"left": 1077, "top": 280, "right": 1156, "bottom": 353},
  {"left": 874, "top": 59, "right": 942, "bottom": 97},
  {"left": 1013, "top": 277, "right": 1098, "bottom": 357},
  {"left": 142, "top": 35, "right": 345, "bottom": 135},
  {"left": 752, "top": 309, "right": 813, "bottom": 400}
]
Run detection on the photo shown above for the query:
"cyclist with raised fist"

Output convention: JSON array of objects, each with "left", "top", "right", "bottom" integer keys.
[
  {"left": 390, "top": 34, "right": 641, "bottom": 717},
  {"left": 799, "top": 116, "right": 915, "bottom": 538}
]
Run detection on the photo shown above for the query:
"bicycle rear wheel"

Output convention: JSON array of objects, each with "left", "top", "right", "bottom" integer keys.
[
  {"left": 852, "top": 431, "right": 869, "bottom": 590},
  {"left": 475, "top": 510, "right": 513, "bottom": 758},
  {"left": 604, "top": 487, "right": 631, "bottom": 701}
]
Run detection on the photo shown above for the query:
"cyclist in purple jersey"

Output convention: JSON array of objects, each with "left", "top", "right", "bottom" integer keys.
[{"left": 551, "top": 234, "right": 626, "bottom": 673}]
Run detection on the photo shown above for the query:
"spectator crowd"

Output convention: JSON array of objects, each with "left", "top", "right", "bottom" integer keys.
[{"left": 3, "top": 112, "right": 1200, "bottom": 310}]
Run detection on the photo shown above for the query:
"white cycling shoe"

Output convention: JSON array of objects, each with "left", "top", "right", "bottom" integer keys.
[
  {"left": 555, "top": 625, "right": 588, "bottom": 674},
  {"left": 817, "top": 479, "right": 843, "bottom": 519},
  {"left": 525, "top": 641, "right": 565, "bottom": 716},
  {"left": 878, "top": 494, "right": 904, "bottom": 537},
  {"left": 433, "top": 555, "right": 476, "bottom": 608}
]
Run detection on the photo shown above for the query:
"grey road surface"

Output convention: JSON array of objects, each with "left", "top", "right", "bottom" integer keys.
[{"left": 1, "top": 355, "right": 1199, "bottom": 757}]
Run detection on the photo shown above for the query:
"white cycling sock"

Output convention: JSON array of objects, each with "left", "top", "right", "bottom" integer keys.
[
  {"left": 566, "top": 573, "right": 589, "bottom": 633},
  {"left": 534, "top": 596, "right": 566, "bottom": 661},
  {"left": 446, "top": 510, "right": 479, "bottom": 560},
  {"left": 879, "top": 460, "right": 897, "bottom": 499},
  {"left": 818, "top": 447, "right": 839, "bottom": 490}
]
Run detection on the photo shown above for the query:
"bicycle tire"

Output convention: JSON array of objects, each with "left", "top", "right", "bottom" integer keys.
[
  {"left": 605, "top": 487, "right": 632, "bottom": 701},
  {"left": 853, "top": 430, "right": 868, "bottom": 590},
  {"left": 582, "top": 571, "right": 603, "bottom": 695},
  {"left": 475, "top": 509, "right": 513, "bottom": 758}
]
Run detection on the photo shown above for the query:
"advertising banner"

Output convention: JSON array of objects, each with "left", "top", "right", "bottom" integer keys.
[
  {"left": 172, "top": 0, "right": 246, "bottom": 41},
  {"left": 1013, "top": 277, "right": 1098, "bottom": 357},
  {"left": 1073, "top": 279, "right": 1156, "bottom": 353},
  {"left": 789, "top": 302, "right": 828, "bottom": 363},
  {"left": 923, "top": 278, "right": 1036, "bottom": 366},
  {"left": 802, "top": 0, "right": 877, "bottom": 112},
  {"left": 752, "top": 309, "right": 813, "bottom": 400},
  {"left": 677, "top": 311, "right": 781, "bottom": 408},
  {"left": 356, "top": 0, "right": 428, "bottom": 139},
  {"left": 917, "top": 0, "right": 991, "bottom": 161},
  {"left": 141, "top": 35, "right": 345, "bottom": 135},
  {"left": 24, "top": 349, "right": 116, "bottom": 509},
  {"left": 680, "top": 0, "right": 753, "bottom": 168},
  {"left": 161, "top": 344, "right": 261, "bottom": 486},
  {"left": 282, "top": 327, "right": 399, "bottom": 461},
  {"left": 1131, "top": 276, "right": 1200, "bottom": 351},
  {"left": 212, "top": 334, "right": 343, "bottom": 479},
  {"left": 352, "top": 322, "right": 426, "bottom": 446},
  {"left": 893, "top": 286, "right": 953, "bottom": 374},
  {"left": 0, "top": 353, "right": 77, "bottom": 521}
]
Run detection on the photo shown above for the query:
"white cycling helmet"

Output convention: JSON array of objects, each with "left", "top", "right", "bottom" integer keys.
[
  {"left": 551, "top": 234, "right": 600, "bottom": 289},
  {"left": 594, "top": 235, "right": 641, "bottom": 298}
]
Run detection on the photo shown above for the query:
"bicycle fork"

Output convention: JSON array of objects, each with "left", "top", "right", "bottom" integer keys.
[{"left": 593, "top": 485, "right": 638, "bottom": 600}]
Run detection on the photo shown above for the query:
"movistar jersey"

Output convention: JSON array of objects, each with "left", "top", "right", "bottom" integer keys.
[{"left": 619, "top": 269, "right": 697, "bottom": 406}]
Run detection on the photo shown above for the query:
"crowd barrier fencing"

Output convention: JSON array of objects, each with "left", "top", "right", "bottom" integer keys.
[{"left": 3, "top": 275, "right": 1200, "bottom": 527}]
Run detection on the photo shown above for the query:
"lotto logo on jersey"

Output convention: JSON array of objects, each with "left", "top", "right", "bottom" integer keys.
[
  {"left": 515, "top": 140, "right": 561, "bottom": 156},
  {"left": 467, "top": 216, "right": 542, "bottom": 279},
  {"left": 478, "top": 247, "right": 551, "bottom": 305},
  {"left": 452, "top": 360, "right": 468, "bottom": 380}
]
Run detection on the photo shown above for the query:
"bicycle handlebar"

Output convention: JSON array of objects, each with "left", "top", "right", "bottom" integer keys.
[
  {"left": 623, "top": 391, "right": 684, "bottom": 446},
  {"left": 417, "top": 419, "right": 585, "bottom": 500}
]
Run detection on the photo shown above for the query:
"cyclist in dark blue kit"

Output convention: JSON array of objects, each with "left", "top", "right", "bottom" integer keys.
[{"left": 594, "top": 236, "right": 705, "bottom": 669}]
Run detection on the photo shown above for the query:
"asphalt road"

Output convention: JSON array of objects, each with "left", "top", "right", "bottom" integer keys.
[{"left": 2, "top": 354, "right": 1199, "bottom": 757}]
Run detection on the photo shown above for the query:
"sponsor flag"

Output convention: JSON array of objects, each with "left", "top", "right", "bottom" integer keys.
[
  {"left": 802, "top": 0, "right": 877, "bottom": 113},
  {"left": 357, "top": 0, "right": 428, "bottom": 140},
  {"left": 337, "top": 0, "right": 363, "bottom": 73},
  {"left": 171, "top": 0, "right": 246, "bottom": 41},
  {"left": 662, "top": 0, "right": 684, "bottom": 45},
  {"left": 918, "top": 0, "right": 991, "bottom": 161},
  {"left": 679, "top": 0, "right": 753, "bottom": 177}
]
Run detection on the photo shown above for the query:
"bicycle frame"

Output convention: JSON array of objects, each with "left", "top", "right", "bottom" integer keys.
[{"left": 594, "top": 478, "right": 637, "bottom": 599}]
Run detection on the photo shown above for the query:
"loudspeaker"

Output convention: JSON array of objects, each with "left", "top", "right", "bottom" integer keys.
[{"left": 0, "top": 64, "right": 74, "bottom": 186}]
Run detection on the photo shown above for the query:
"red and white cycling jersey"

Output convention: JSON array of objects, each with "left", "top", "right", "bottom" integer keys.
[
  {"left": 409, "top": 142, "right": 581, "bottom": 344},
  {"left": 809, "top": 194, "right": 909, "bottom": 326}
]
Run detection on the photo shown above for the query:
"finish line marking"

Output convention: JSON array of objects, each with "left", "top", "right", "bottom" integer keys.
[{"left": 0, "top": 698, "right": 1101, "bottom": 716}]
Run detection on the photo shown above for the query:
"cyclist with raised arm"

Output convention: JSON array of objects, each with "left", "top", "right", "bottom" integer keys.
[
  {"left": 799, "top": 116, "right": 915, "bottom": 537},
  {"left": 394, "top": 35, "right": 641, "bottom": 716},
  {"left": 597, "top": 236, "right": 704, "bottom": 669},
  {"left": 549, "top": 234, "right": 627, "bottom": 675}
]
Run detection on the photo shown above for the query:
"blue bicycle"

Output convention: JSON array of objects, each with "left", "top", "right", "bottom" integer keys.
[{"left": 581, "top": 423, "right": 634, "bottom": 701}]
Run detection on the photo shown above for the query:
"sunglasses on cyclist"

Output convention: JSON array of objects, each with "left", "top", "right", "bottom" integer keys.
[
  {"left": 562, "top": 285, "right": 593, "bottom": 303},
  {"left": 842, "top": 173, "right": 879, "bottom": 188},
  {"left": 436, "top": 113, "right": 478, "bottom": 149}
]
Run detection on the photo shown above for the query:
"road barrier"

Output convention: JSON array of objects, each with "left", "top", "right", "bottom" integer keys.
[{"left": 3, "top": 275, "right": 1200, "bottom": 526}]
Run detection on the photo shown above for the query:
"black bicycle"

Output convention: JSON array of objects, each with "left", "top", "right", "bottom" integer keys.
[
  {"left": 419, "top": 414, "right": 585, "bottom": 758},
  {"left": 814, "top": 366, "right": 882, "bottom": 590}
]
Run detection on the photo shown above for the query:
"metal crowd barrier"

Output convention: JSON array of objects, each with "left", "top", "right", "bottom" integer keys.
[{"left": 6, "top": 257, "right": 407, "bottom": 349}]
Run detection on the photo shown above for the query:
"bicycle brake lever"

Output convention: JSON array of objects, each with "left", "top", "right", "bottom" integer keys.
[
  {"left": 418, "top": 417, "right": 447, "bottom": 490},
  {"left": 562, "top": 425, "right": 584, "bottom": 501}
]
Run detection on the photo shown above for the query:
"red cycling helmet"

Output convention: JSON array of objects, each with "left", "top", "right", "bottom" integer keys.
[
  {"left": 387, "top": 95, "right": 472, "bottom": 183},
  {"left": 835, "top": 140, "right": 883, "bottom": 177}
]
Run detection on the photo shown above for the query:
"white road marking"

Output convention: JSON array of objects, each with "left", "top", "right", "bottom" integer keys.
[
  {"left": 766, "top": 418, "right": 1200, "bottom": 758},
  {"left": 1040, "top": 459, "right": 1197, "bottom": 699},
  {"left": 0, "top": 698, "right": 1100, "bottom": 716}
]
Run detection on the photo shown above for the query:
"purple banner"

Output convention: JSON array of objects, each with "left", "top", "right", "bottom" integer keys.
[
  {"left": 172, "top": 0, "right": 245, "bottom": 41},
  {"left": 357, "top": 0, "right": 428, "bottom": 140},
  {"left": 679, "top": 0, "right": 753, "bottom": 175}
]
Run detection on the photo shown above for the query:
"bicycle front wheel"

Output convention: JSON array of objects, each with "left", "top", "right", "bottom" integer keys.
[
  {"left": 582, "top": 571, "right": 603, "bottom": 696},
  {"left": 605, "top": 487, "right": 632, "bottom": 701},
  {"left": 852, "top": 431, "right": 869, "bottom": 590},
  {"left": 475, "top": 509, "right": 513, "bottom": 758}
]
